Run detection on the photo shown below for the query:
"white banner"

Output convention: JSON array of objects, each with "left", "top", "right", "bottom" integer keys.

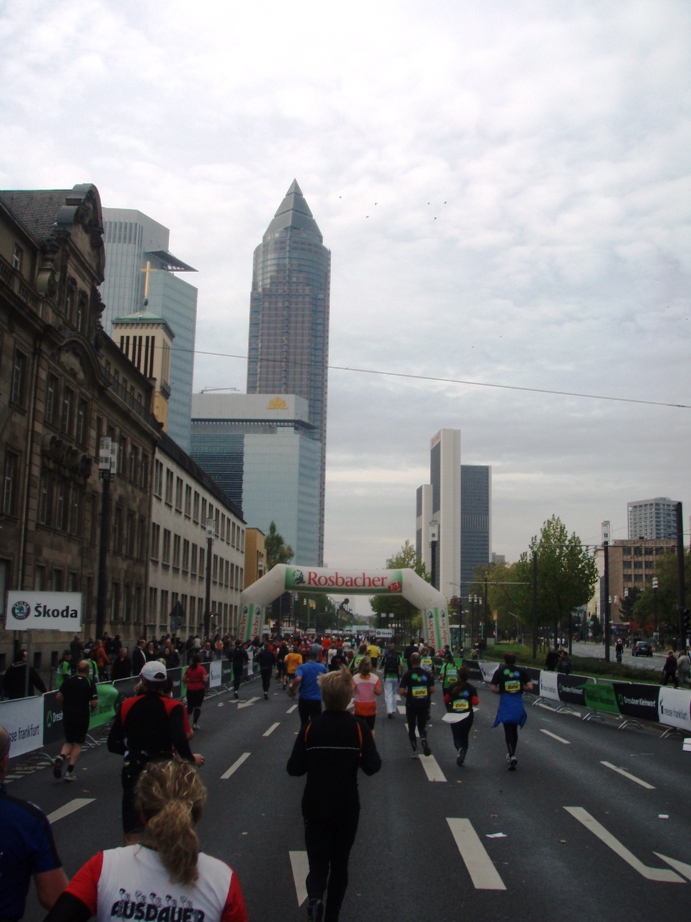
[
  {"left": 480, "top": 662, "right": 499, "bottom": 684},
  {"left": 0, "top": 696, "right": 44, "bottom": 757},
  {"left": 658, "top": 687, "right": 691, "bottom": 730},
  {"left": 5, "top": 592, "right": 82, "bottom": 632},
  {"left": 209, "top": 661, "right": 222, "bottom": 689},
  {"left": 539, "top": 671, "right": 560, "bottom": 701}
]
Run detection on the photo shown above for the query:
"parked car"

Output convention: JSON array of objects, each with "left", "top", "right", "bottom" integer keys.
[{"left": 633, "top": 641, "right": 653, "bottom": 657}]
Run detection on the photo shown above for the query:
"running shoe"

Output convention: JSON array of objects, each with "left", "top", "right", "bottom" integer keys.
[
  {"left": 307, "top": 898, "right": 324, "bottom": 921},
  {"left": 53, "top": 756, "right": 63, "bottom": 779},
  {"left": 411, "top": 751, "right": 419, "bottom": 759},
  {"left": 64, "top": 771, "right": 77, "bottom": 782},
  {"left": 193, "top": 723, "right": 200, "bottom": 730},
  {"left": 456, "top": 748, "right": 466, "bottom": 767},
  {"left": 509, "top": 756, "right": 517, "bottom": 771},
  {"left": 264, "top": 692, "right": 268, "bottom": 699},
  {"left": 421, "top": 738, "right": 432, "bottom": 757}
]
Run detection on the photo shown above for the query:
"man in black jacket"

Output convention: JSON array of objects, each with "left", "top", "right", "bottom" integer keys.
[
  {"left": 53, "top": 661, "right": 98, "bottom": 781},
  {"left": 287, "top": 667, "right": 381, "bottom": 922},
  {"left": 3, "top": 650, "right": 46, "bottom": 699}
]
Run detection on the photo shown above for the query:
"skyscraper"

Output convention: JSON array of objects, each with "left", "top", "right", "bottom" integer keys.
[
  {"left": 460, "top": 464, "right": 491, "bottom": 602},
  {"left": 627, "top": 497, "right": 678, "bottom": 540},
  {"left": 246, "top": 181, "right": 330, "bottom": 564},
  {"left": 416, "top": 430, "right": 461, "bottom": 600},
  {"left": 99, "top": 208, "right": 198, "bottom": 452}
]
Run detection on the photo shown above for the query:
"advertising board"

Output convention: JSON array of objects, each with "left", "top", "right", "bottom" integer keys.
[{"left": 5, "top": 592, "right": 82, "bottom": 632}]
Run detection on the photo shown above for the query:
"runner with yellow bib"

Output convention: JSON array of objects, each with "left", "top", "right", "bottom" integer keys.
[{"left": 442, "top": 666, "right": 478, "bottom": 766}]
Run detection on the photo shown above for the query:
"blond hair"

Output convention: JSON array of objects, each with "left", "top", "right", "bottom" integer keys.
[
  {"left": 357, "top": 656, "right": 372, "bottom": 676},
  {"left": 318, "top": 666, "right": 354, "bottom": 711},
  {"left": 135, "top": 760, "right": 206, "bottom": 887}
]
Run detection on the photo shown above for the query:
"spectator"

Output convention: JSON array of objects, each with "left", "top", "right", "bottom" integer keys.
[
  {"left": 677, "top": 648, "right": 690, "bottom": 687},
  {"left": 111, "top": 648, "right": 132, "bottom": 681},
  {"left": 91, "top": 639, "right": 110, "bottom": 681},
  {"left": 3, "top": 649, "right": 46, "bottom": 699},
  {"left": 0, "top": 726, "right": 67, "bottom": 917},
  {"left": 662, "top": 651, "right": 679, "bottom": 688},
  {"left": 556, "top": 650, "right": 572, "bottom": 675},
  {"left": 55, "top": 651, "right": 73, "bottom": 690},
  {"left": 131, "top": 639, "right": 146, "bottom": 676}
]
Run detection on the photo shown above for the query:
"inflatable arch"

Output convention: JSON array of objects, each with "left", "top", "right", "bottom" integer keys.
[{"left": 239, "top": 565, "right": 450, "bottom": 650}]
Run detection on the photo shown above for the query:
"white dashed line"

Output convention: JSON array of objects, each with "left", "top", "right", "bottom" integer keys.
[
  {"left": 237, "top": 696, "right": 260, "bottom": 710},
  {"left": 263, "top": 722, "right": 280, "bottom": 737},
  {"left": 289, "top": 851, "right": 309, "bottom": 906},
  {"left": 221, "top": 752, "right": 251, "bottom": 780},
  {"left": 540, "top": 728, "right": 571, "bottom": 744},
  {"left": 47, "top": 798, "right": 96, "bottom": 824},
  {"left": 446, "top": 818, "right": 507, "bottom": 890},
  {"left": 287, "top": 704, "right": 297, "bottom": 714},
  {"left": 600, "top": 761, "right": 655, "bottom": 790},
  {"left": 420, "top": 754, "right": 447, "bottom": 782}
]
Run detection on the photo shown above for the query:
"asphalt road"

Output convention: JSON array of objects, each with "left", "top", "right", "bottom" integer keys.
[
  {"left": 11, "top": 675, "right": 691, "bottom": 922},
  {"left": 571, "top": 641, "right": 665, "bottom": 671}
]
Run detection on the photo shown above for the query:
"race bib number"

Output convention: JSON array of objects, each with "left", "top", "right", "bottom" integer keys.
[
  {"left": 421, "top": 658, "right": 433, "bottom": 669},
  {"left": 412, "top": 687, "right": 428, "bottom": 698},
  {"left": 504, "top": 680, "right": 521, "bottom": 693},
  {"left": 444, "top": 669, "right": 458, "bottom": 683},
  {"left": 452, "top": 698, "right": 469, "bottom": 711}
]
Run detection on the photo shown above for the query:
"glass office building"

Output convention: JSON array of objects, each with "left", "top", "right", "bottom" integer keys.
[
  {"left": 460, "top": 464, "right": 492, "bottom": 603},
  {"left": 100, "top": 208, "right": 197, "bottom": 452},
  {"left": 246, "top": 181, "right": 330, "bottom": 564},
  {"left": 190, "top": 393, "right": 320, "bottom": 566},
  {"left": 627, "top": 497, "right": 678, "bottom": 540}
]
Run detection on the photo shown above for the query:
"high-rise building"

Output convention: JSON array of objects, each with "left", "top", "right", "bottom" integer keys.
[
  {"left": 190, "top": 393, "right": 321, "bottom": 566},
  {"left": 246, "top": 181, "right": 330, "bottom": 564},
  {"left": 460, "top": 464, "right": 491, "bottom": 602},
  {"left": 99, "top": 208, "right": 198, "bottom": 452},
  {"left": 627, "top": 497, "right": 678, "bottom": 540},
  {"left": 416, "top": 430, "right": 461, "bottom": 600}
]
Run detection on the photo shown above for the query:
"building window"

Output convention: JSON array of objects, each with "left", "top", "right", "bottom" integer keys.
[
  {"left": 190, "top": 543, "right": 197, "bottom": 576},
  {"left": 153, "top": 459, "right": 163, "bottom": 498},
  {"left": 61, "top": 387, "right": 74, "bottom": 437},
  {"left": 165, "top": 469, "right": 174, "bottom": 505},
  {"left": 140, "top": 454, "right": 149, "bottom": 491},
  {"left": 160, "top": 590, "right": 169, "bottom": 625},
  {"left": 150, "top": 523, "right": 160, "bottom": 560},
  {"left": 69, "top": 485, "right": 82, "bottom": 535},
  {"left": 212, "top": 554, "right": 218, "bottom": 583},
  {"left": 173, "top": 534, "right": 181, "bottom": 570},
  {"left": 113, "top": 505, "right": 123, "bottom": 554},
  {"left": 193, "top": 491, "right": 200, "bottom": 523},
  {"left": 53, "top": 568, "right": 64, "bottom": 591},
  {"left": 55, "top": 480, "right": 68, "bottom": 531},
  {"left": 111, "top": 582, "right": 120, "bottom": 622},
  {"left": 162, "top": 528, "right": 171, "bottom": 565},
  {"left": 201, "top": 498, "right": 207, "bottom": 524},
  {"left": 134, "top": 586, "right": 142, "bottom": 623},
  {"left": 182, "top": 539, "right": 190, "bottom": 573},
  {"left": 224, "top": 558, "right": 229, "bottom": 588},
  {"left": 198, "top": 547, "right": 205, "bottom": 576},
  {"left": 175, "top": 477, "right": 183, "bottom": 512},
  {"left": 129, "top": 445, "right": 138, "bottom": 482},
  {"left": 12, "top": 243, "right": 23, "bottom": 272},
  {"left": 3, "top": 451, "right": 19, "bottom": 516},
  {"left": 149, "top": 587, "right": 157, "bottom": 621},
  {"left": 118, "top": 437, "right": 127, "bottom": 475},
  {"left": 138, "top": 516, "right": 147, "bottom": 560},
  {"left": 123, "top": 584, "right": 131, "bottom": 622},
  {"left": 126, "top": 511, "right": 136, "bottom": 557},
  {"left": 232, "top": 522, "right": 236, "bottom": 547},
  {"left": 45, "top": 374, "right": 59, "bottom": 426},
  {"left": 90, "top": 493, "right": 98, "bottom": 545},
  {"left": 67, "top": 571, "right": 78, "bottom": 592},
  {"left": 184, "top": 485, "right": 192, "bottom": 518},
  {"left": 75, "top": 398, "right": 88, "bottom": 445},
  {"left": 220, "top": 515, "right": 225, "bottom": 542},
  {"left": 10, "top": 350, "right": 27, "bottom": 407},
  {"left": 38, "top": 472, "right": 52, "bottom": 525}
]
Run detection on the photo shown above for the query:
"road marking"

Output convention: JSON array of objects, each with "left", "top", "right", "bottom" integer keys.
[
  {"left": 600, "top": 761, "right": 655, "bottom": 790},
  {"left": 47, "top": 798, "right": 96, "bottom": 824},
  {"left": 446, "top": 818, "right": 507, "bottom": 890},
  {"left": 655, "top": 854, "right": 691, "bottom": 881},
  {"left": 263, "top": 722, "right": 280, "bottom": 737},
  {"left": 221, "top": 752, "right": 251, "bottom": 780},
  {"left": 237, "top": 696, "right": 260, "bottom": 710},
  {"left": 420, "top": 754, "right": 447, "bottom": 782},
  {"left": 287, "top": 704, "right": 297, "bottom": 714},
  {"left": 404, "top": 725, "right": 420, "bottom": 738},
  {"left": 540, "top": 729, "right": 571, "bottom": 744},
  {"left": 397, "top": 705, "right": 407, "bottom": 715},
  {"left": 289, "top": 850, "right": 309, "bottom": 906},
  {"left": 564, "top": 808, "right": 683, "bottom": 882}
]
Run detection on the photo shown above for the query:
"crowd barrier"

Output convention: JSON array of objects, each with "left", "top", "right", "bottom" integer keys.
[
  {"left": 462, "top": 659, "right": 691, "bottom": 734},
  {"left": 0, "top": 658, "right": 237, "bottom": 760}
]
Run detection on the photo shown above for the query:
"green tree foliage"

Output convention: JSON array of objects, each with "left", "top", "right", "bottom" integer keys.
[
  {"left": 370, "top": 540, "right": 430, "bottom": 638},
  {"left": 467, "top": 560, "right": 525, "bottom": 638},
  {"left": 511, "top": 516, "right": 598, "bottom": 633},
  {"left": 631, "top": 548, "right": 690, "bottom": 635},
  {"left": 618, "top": 586, "right": 642, "bottom": 622},
  {"left": 264, "top": 521, "right": 294, "bottom": 570}
]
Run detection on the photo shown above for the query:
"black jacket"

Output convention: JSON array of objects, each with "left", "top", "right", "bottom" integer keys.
[{"left": 2, "top": 662, "right": 46, "bottom": 699}]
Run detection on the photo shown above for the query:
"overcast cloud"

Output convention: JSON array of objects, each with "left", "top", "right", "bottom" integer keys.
[{"left": 1, "top": 0, "right": 689, "bottom": 612}]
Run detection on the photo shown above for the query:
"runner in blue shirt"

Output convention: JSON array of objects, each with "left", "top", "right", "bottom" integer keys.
[{"left": 292, "top": 650, "right": 327, "bottom": 726}]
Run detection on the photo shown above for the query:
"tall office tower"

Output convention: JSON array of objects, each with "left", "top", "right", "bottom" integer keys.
[
  {"left": 460, "top": 465, "right": 491, "bottom": 603},
  {"left": 246, "top": 181, "right": 330, "bottom": 565},
  {"left": 416, "top": 430, "right": 461, "bottom": 600},
  {"left": 190, "top": 393, "right": 320, "bottom": 566},
  {"left": 99, "top": 208, "right": 198, "bottom": 452},
  {"left": 627, "top": 497, "right": 678, "bottom": 540}
]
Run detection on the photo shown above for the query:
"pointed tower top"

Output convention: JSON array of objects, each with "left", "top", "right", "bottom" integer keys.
[{"left": 265, "top": 180, "right": 322, "bottom": 240}]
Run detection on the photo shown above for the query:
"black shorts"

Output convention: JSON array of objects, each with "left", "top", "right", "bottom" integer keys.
[
  {"left": 358, "top": 714, "right": 376, "bottom": 731},
  {"left": 187, "top": 689, "right": 205, "bottom": 709},
  {"left": 277, "top": 661, "right": 287, "bottom": 676},
  {"left": 64, "top": 718, "right": 89, "bottom": 744}
]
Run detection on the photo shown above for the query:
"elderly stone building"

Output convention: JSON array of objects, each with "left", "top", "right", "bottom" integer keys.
[{"left": 0, "top": 184, "right": 161, "bottom": 669}]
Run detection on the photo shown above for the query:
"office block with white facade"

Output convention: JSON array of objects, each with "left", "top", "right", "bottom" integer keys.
[
  {"left": 627, "top": 497, "right": 678, "bottom": 540},
  {"left": 150, "top": 433, "right": 245, "bottom": 638},
  {"left": 416, "top": 430, "right": 461, "bottom": 600}
]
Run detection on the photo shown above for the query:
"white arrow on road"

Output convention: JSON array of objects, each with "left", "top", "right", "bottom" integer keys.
[
  {"left": 564, "top": 808, "right": 684, "bottom": 882},
  {"left": 655, "top": 854, "right": 691, "bottom": 881}
]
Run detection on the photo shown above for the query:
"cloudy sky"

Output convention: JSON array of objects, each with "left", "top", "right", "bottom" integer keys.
[{"left": 2, "top": 0, "right": 689, "bottom": 605}]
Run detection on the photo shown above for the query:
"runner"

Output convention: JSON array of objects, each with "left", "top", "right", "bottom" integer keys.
[
  {"left": 398, "top": 653, "right": 433, "bottom": 758},
  {"left": 256, "top": 642, "right": 276, "bottom": 699},
  {"left": 285, "top": 645, "right": 303, "bottom": 691},
  {"left": 443, "top": 666, "right": 479, "bottom": 766},
  {"left": 44, "top": 760, "right": 248, "bottom": 922},
  {"left": 292, "top": 650, "right": 327, "bottom": 726},
  {"left": 352, "top": 657, "right": 382, "bottom": 738},
  {"left": 276, "top": 640, "right": 289, "bottom": 688},
  {"left": 366, "top": 638, "right": 380, "bottom": 670},
  {"left": 439, "top": 650, "right": 459, "bottom": 694},
  {"left": 185, "top": 654, "right": 209, "bottom": 730},
  {"left": 287, "top": 668, "right": 381, "bottom": 922},
  {"left": 53, "top": 661, "right": 98, "bottom": 782},
  {"left": 381, "top": 643, "right": 402, "bottom": 719},
  {"left": 490, "top": 652, "right": 533, "bottom": 770},
  {"left": 231, "top": 641, "right": 249, "bottom": 699},
  {"left": 351, "top": 644, "right": 368, "bottom": 673}
]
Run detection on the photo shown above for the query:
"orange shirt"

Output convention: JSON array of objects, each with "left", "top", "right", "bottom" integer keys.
[
  {"left": 285, "top": 653, "right": 303, "bottom": 675},
  {"left": 353, "top": 673, "right": 381, "bottom": 717}
]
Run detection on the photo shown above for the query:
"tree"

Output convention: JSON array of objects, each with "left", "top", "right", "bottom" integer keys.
[
  {"left": 618, "top": 586, "right": 642, "bottom": 622},
  {"left": 512, "top": 516, "right": 598, "bottom": 644},
  {"left": 631, "top": 548, "right": 691, "bottom": 637},
  {"left": 370, "top": 540, "right": 430, "bottom": 638},
  {"left": 264, "top": 521, "right": 294, "bottom": 570},
  {"left": 467, "top": 560, "right": 525, "bottom": 640}
]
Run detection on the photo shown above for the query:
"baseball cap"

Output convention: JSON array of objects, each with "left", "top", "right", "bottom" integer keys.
[{"left": 140, "top": 661, "right": 167, "bottom": 683}]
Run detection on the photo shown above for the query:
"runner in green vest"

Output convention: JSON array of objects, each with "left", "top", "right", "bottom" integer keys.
[{"left": 439, "top": 651, "right": 459, "bottom": 694}]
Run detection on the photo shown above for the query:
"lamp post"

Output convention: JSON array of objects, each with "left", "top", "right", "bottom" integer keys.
[
  {"left": 603, "top": 540, "right": 611, "bottom": 663},
  {"left": 652, "top": 577, "right": 659, "bottom": 636},
  {"left": 96, "top": 437, "right": 117, "bottom": 643},
  {"left": 429, "top": 520, "right": 439, "bottom": 590},
  {"left": 204, "top": 516, "right": 214, "bottom": 640}
]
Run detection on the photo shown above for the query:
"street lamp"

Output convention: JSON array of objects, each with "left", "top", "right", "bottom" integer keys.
[
  {"left": 96, "top": 437, "right": 117, "bottom": 642},
  {"left": 652, "top": 577, "right": 659, "bottom": 636},
  {"left": 204, "top": 516, "right": 214, "bottom": 640},
  {"left": 429, "top": 520, "right": 439, "bottom": 589}
]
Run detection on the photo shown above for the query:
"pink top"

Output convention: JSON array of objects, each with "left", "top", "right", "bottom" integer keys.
[{"left": 353, "top": 673, "right": 381, "bottom": 716}]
